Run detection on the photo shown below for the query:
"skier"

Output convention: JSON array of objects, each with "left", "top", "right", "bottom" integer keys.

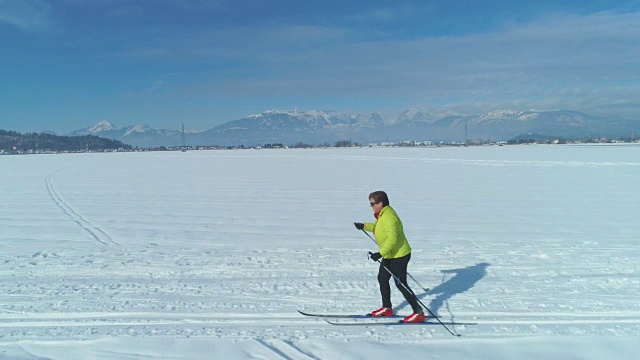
[{"left": 354, "top": 191, "right": 426, "bottom": 323}]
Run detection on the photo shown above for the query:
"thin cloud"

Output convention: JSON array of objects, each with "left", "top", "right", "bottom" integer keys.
[
  {"left": 0, "top": 0, "right": 55, "bottom": 32},
  {"left": 13, "top": 4, "right": 638, "bottom": 120},
  {"left": 343, "top": 6, "right": 412, "bottom": 23},
  {"left": 211, "top": 11, "right": 640, "bottom": 116},
  {"left": 112, "top": 10, "right": 639, "bottom": 77},
  {"left": 160, "top": 0, "right": 228, "bottom": 12},
  {"left": 112, "top": 24, "right": 351, "bottom": 62}
]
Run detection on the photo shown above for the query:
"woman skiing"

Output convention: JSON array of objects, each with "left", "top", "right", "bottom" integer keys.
[{"left": 354, "top": 191, "right": 426, "bottom": 323}]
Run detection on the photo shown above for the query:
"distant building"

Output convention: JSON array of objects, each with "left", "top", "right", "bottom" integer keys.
[{"left": 262, "top": 143, "right": 284, "bottom": 149}]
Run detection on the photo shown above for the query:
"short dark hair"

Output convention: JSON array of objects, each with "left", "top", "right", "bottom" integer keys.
[{"left": 369, "top": 191, "right": 389, "bottom": 207}]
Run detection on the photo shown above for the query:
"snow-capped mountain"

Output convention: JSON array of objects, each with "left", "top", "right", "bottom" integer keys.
[
  {"left": 240, "top": 109, "right": 383, "bottom": 129},
  {"left": 66, "top": 122, "right": 190, "bottom": 148},
  {"left": 68, "top": 109, "right": 639, "bottom": 147},
  {"left": 68, "top": 121, "right": 119, "bottom": 136},
  {"left": 190, "top": 110, "right": 384, "bottom": 146},
  {"left": 123, "top": 124, "right": 155, "bottom": 136},
  {"left": 395, "top": 109, "right": 460, "bottom": 125},
  {"left": 386, "top": 109, "right": 637, "bottom": 142},
  {"left": 212, "top": 109, "right": 382, "bottom": 132}
]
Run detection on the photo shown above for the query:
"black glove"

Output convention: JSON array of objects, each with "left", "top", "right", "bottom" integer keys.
[
  {"left": 354, "top": 222, "right": 364, "bottom": 230},
  {"left": 369, "top": 252, "right": 382, "bottom": 262}
]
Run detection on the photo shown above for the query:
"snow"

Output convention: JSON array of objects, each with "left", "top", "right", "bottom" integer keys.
[
  {"left": 82, "top": 121, "right": 118, "bottom": 135},
  {"left": 479, "top": 110, "right": 520, "bottom": 120},
  {"left": 123, "top": 125, "right": 153, "bottom": 136},
  {"left": 1, "top": 145, "right": 640, "bottom": 359},
  {"left": 518, "top": 112, "right": 540, "bottom": 122},
  {"left": 249, "top": 109, "right": 373, "bottom": 127},
  {"left": 396, "top": 108, "right": 459, "bottom": 124}
]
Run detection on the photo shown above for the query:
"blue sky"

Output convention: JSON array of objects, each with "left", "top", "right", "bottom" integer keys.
[{"left": 1, "top": 0, "right": 639, "bottom": 133}]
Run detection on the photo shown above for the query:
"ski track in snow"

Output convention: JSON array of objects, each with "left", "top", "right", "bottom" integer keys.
[
  {"left": 1, "top": 245, "right": 640, "bottom": 341},
  {"left": 1, "top": 146, "right": 640, "bottom": 358},
  {"left": 255, "top": 339, "right": 320, "bottom": 360},
  {"left": 45, "top": 173, "right": 119, "bottom": 246}
]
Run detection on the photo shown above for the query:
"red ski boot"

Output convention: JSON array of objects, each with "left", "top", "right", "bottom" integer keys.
[
  {"left": 403, "top": 312, "right": 427, "bottom": 323},
  {"left": 370, "top": 307, "right": 393, "bottom": 317}
]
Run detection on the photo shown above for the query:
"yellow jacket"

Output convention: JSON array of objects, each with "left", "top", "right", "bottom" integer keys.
[{"left": 363, "top": 206, "right": 411, "bottom": 259}]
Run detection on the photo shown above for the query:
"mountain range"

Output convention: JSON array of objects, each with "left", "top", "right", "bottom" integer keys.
[{"left": 64, "top": 109, "right": 640, "bottom": 147}]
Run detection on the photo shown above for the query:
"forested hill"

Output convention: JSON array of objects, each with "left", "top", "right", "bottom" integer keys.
[{"left": 0, "top": 129, "right": 132, "bottom": 152}]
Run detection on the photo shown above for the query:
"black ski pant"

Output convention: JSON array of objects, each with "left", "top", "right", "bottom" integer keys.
[{"left": 378, "top": 253, "right": 421, "bottom": 313}]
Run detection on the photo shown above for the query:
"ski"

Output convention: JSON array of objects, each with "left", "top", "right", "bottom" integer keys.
[
  {"left": 298, "top": 310, "right": 438, "bottom": 319},
  {"left": 298, "top": 310, "right": 404, "bottom": 319},
  {"left": 325, "top": 319, "right": 477, "bottom": 326}
]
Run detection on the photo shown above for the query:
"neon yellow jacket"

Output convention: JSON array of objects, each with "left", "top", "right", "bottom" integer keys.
[{"left": 363, "top": 206, "right": 412, "bottom": 259}]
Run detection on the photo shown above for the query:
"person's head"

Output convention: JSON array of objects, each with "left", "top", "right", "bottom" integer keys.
[{"left": 369, "top": 191, "right": 389, "bottom": 213}]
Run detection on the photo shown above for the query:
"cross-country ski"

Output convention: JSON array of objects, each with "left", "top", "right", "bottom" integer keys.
[
  {"left": 325, "top": 320, "right": 477, "bottom": 327},
  {"left": 297, "top": 310, "right": 439, "bottom": 319}
]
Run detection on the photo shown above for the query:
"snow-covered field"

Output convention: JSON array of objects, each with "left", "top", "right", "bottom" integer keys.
[{"left": 1, "top": 145, "right": 639, "bottom": 359}]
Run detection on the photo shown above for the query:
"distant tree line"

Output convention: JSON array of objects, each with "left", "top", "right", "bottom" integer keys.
[
  {"left": 507, "top": 137, "right": 567, "bottom": 145},
  {"left": 335, "top": 140, "right": 355, "bottom": 147},
  {"left": 291, "top": 140, "right": 359, "bottom": 148},
  {"left": 0, "top": 129, "right": 132, "bottom": 152}
]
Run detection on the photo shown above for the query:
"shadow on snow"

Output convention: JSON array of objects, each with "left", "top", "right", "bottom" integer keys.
[{"left": 394, "top": 262, "right": 490, "bottom": 316}]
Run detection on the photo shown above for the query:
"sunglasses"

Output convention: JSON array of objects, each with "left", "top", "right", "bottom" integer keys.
[{"left": 370, "top": 201, "right": 378, "bottom": 207}]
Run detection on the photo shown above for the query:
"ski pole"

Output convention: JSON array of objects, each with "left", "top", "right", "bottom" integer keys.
[
  {"left": 368, "top": 252, "right": 460, "bottom": 337},
  {"left": 359, "top": 228, "right": 430, "bottom": 292}
]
